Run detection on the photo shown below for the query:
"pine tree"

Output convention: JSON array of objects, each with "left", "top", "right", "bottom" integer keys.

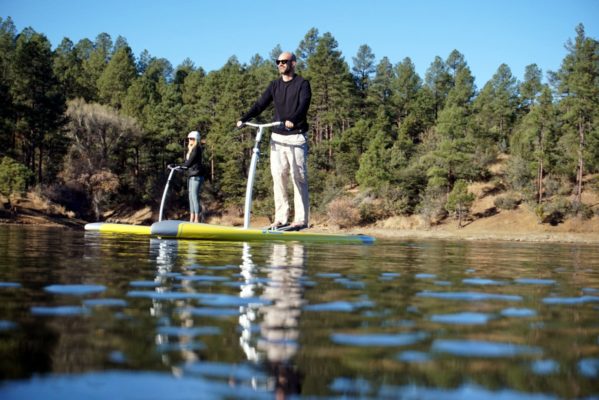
[
  {"left": 53, "top": 38, "right": 91, "bottom": 100},
  {"left": 97, "top": 44, "right": 137, "bottom": 109},
  {"left": 366, "top": 57, "right": 395, "bottom": 123},
  {"left": 295, "top": 28, "right": 319, "bottom": 73},
  {"left": 10, "top": 28, "right": 66, "bottom": 184},
  {"left": 334, "top": 118, "right": 372, "bottom": 184},
  {"left": 424, "top": 56, "right": 452, "bottom": 119},
  {"left": 446, "top": 179, "right": 475, "bottom": 228},
  {"left": 0, "top": 17, "right": 16, "bottom": 156},
  {"left": 83, "top": 33, "right": 112, "bottom": 101},
  {"left": 519, "top": 64, "right": 543, "bottom": 112},
  {"left": 356, "top": 126, "right": 392, "bottom": 189},
  {"left": 472, "top": 64, "right": 519, "bottom": 151},
  {"left": 351, "top": 44, "right": 376, "bottom": 106},
  {"left": 391, "top": 57, "right": 422, "bottom": 140},
  {"left": 551, "top": 24, "right": 599, "bottom": 204},
  {"left": 511, "top": 85, "right": 558, "bottom": 203}
]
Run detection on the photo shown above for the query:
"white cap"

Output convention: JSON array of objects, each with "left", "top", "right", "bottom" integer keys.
[{"left": 187, "top": 131, "right": 200, "bottom": 140}]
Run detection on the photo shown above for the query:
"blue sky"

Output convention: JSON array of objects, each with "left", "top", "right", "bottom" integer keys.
[{"left": 2, "top": 0, "right": 598, "bottom": 88}]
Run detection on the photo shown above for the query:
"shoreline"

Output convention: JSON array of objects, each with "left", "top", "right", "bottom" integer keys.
[
  {"left": 347, "top": 227, "right": 599, "bottom": 245},
  {"left": 2, "top": 217, "right": 597, "bottom": 245}
]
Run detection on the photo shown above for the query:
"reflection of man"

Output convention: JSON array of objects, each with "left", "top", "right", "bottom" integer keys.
[
  {"left": 238, "top": 243, "right": 306, "bottom": 398},
  {"left": 259, "top": 243, "right": 306, "bottom": 397},
  {"left": 259, "top": 244, "right": 305, "bottom": 361}
]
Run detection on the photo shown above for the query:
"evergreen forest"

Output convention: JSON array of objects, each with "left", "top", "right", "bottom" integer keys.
[{"left": 1, "top": 16, "right": 598, "bottom": 226}]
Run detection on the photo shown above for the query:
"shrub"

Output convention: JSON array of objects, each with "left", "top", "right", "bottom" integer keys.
[
  {"left": 327, "top": 197, "right": 361, "bottom": 228},
  {"left": 0, "top": 157, "right": 32, "bottom": 196},
  {"left": 418, "top": 188, "right": 448, "bottom": 226},
  {"left": 541, "top": 197, "right": 571, "bottom": 225},
  {"left": 570, "top": 201, "right": 594, "bottom": 220},
  {"left": 359, "top": 197, "right": 387, "bottom": 224},
  {"left": 494, "top": 194, "right": 521, "bottom": 210}
]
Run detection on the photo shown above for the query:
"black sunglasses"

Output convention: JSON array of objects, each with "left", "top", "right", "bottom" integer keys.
[{"left": 275, "top": 59, "right": 291, "bottom": 65}]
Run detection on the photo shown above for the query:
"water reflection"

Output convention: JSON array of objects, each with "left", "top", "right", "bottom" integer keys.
[
  {"left": 144, "top": 238, "right": 306, "bottom": 398},
  {"left": 1, "top": 226, "right": 599, "bottom": 399},
  {"left": 256, "top": 243, "right": 305, "bottom": 397}
]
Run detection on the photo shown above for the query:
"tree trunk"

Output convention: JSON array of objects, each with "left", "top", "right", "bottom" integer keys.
[
  {"left": 575, "top": 119, "right": 584, "bottom": 204},
  {"left": 538, "top": 128, "right": 545, "bottom": 204},
  {"left": 38, "top": 145, "right": 43, "bottom": 185},
  {"left": 538, "top": 158, "right": 544, "bottom": 204}
]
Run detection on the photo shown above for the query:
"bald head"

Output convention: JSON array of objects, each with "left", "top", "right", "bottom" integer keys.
[{"left": 276, "top": 52, "right": 296, "bottom": 79}]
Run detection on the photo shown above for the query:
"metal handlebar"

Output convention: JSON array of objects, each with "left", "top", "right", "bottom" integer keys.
[{"left": 243, "top": 121, "right": 282, "bottom": 129}]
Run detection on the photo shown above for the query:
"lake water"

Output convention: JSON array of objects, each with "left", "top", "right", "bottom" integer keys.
[{"left": 0, "top": 224, "right": 598, "bottom": 399}]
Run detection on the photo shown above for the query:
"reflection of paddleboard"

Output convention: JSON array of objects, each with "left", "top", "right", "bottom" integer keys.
[{"left": 85, "top": 221, "right": 374, "bottom": 244}]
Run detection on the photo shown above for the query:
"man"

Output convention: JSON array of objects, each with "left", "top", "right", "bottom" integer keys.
[{"left": 237, "top": 51, "right": 312, "bottom": 231}]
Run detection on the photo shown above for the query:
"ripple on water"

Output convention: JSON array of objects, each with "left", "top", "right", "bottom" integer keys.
[
  {"left": 531, "top": 359, "right": 560, "bottom": 375},
  {"left": 183, "top": 361, "right": 268, "bottom": 381},
  {"left": 462, "top": 278, "right": 505, "bottom": 285},
  {"left": 430, "top": 312, "right": 494, "bottom": 325},
  {"left": 108, "top": 351, "right": 126, "bottom": 364},
  {"left": 177, "top": 275, "right": 230, "bottom": 283},
  {"left": 176, "top": 307, "right": 239, "bottom": 318},
  {"left": 432, "top": 339, "right": 543, "bottom": 357},
  {"left": 514, "top": 278, "right": 556, "bottom": 285},
  {"left": 396, "top": 350, "right": 432, "bottom": 363},
  {"left": 379, "top": 272, "right": 400, "bottom": 281},
  {"left": 542, "top": 296, "right": 599, "bottom": 305},
  {"left": 156, "top": 341, "right": 206, "bottom": 353},
  {"left": 0, "top": 320, "right": 17, "bottom": 331},
  {"left": 0, "top": 282, "right": 21, "bottom": 288},
  {"left": 578, "top": 357, "right": 599, "bottom": 378},
  {"left": 127, "top": 290, "right": 208, "bottom": 301},
  {"left": 31, "top": 306, "right": 89, "bottom": 316},
  {"left": 198, "top": 294, "right": 270, "bottom": 307},
  {"left": 157, "top": 326, "right": 221, "bottom": 337},
  {"left": 0, "top": 370, "right": 256, "bottom": 399},
  {"left": 331, "top": 332, "right": 429, "bottom": 347},
  {"left": 44, "top": 284, "right": 106, "bottom": 296},
  {"left": 304, "top": 301, "right": 372, "bottom": 312},
  {"left": 378, "top": 382, "right": 557, "bottom": 400},
  {"left": 129, "top": 281, "right": 161, "bottom": 288},
  {"left": 330, "top": 377, "right": 372, "bottom": 394},
  {"left": 334, "top": 278, "right": 366, "bottom": 289},
  {"left": 315, "top": 273, "right": 343, "bottom": 278},
  {"left": 82, "top": 298, "right": 128, "bottom": 308},
  {"left": 417, "top": 291, "right": 522, "bottom": 302},
  {"left": 501, "top": 308, "right": 537, "bottom": 317}
]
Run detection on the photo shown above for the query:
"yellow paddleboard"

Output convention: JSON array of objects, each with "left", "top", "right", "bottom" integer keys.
[
  {"left": 84, "top": 222, "right": 152, "bottom": 235},
  {"left": 85, "top": 221, "right": 374, "bottom": 244}
]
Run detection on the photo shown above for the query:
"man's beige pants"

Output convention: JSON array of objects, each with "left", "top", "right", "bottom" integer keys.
[{"left": 270, "top": 138, "right": 309, "bottom": 226}]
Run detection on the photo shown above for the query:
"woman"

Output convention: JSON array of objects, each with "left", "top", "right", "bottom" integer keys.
[{"left": 182, "top": 131, "right": 204, "bottom": 223}]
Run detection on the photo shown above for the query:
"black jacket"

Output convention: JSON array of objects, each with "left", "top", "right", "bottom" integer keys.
[{"left": 182, "top": 146, "right": 204, "bottom": 177}]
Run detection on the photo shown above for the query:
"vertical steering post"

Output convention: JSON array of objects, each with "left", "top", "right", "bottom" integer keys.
[{"left": 242, "top": 121, "right": 281, "bottom": 229}]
